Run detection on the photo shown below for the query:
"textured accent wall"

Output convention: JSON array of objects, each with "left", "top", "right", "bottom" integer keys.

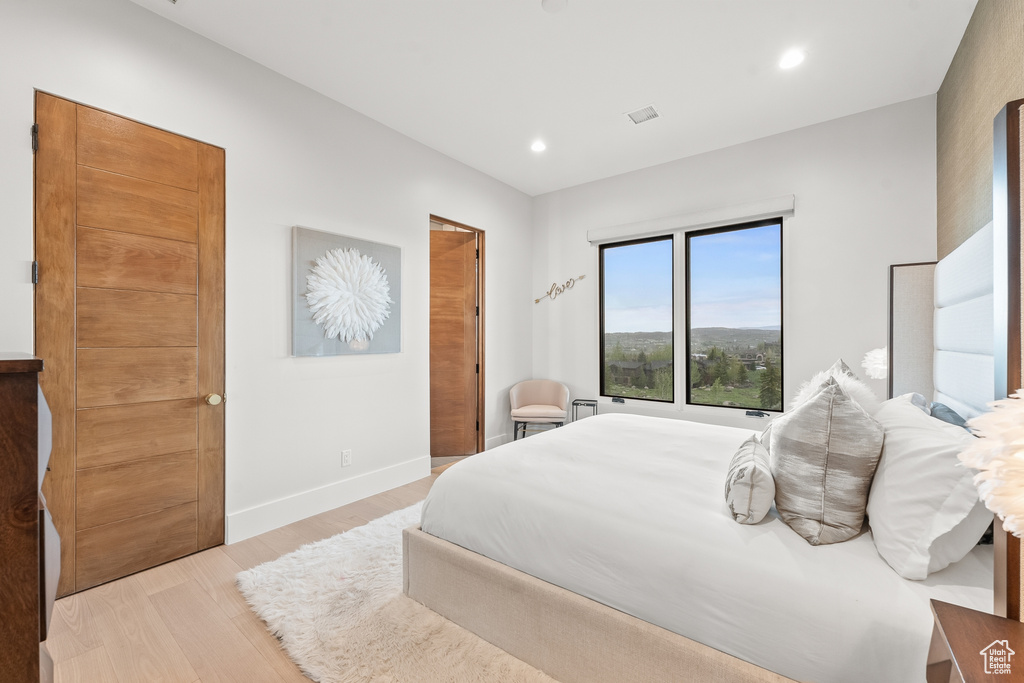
[{"left": 936, "top": 0, "right": 1024, "bottom": 258}]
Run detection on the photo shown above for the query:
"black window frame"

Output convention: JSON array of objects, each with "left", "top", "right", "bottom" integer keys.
[
  {"left": 599, "top": 234, "right": 675, "bottom": 403},
  {"left": 684, "top": 218, "right": 784, "bottom": 412}
]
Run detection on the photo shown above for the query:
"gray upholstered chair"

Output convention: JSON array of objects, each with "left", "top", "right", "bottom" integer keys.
[{"left": 509, "top": 379, "right": 570, "bottom": 440}]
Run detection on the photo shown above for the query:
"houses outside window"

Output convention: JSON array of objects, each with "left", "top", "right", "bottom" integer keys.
[
  {"left": 685, "top": 219, "right": 783, "bottom": 411},
  {"left": 599, "top": 236, "right": 674, "bottom": 402},
  {"left": 597, "top": 219, "right": 783, "bottom": 410}
]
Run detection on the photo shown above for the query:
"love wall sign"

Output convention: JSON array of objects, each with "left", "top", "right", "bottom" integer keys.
[{"left": 534, "top": 274, "right": 585, "bottom": 304}]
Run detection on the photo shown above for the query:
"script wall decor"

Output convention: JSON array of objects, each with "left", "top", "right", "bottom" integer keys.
[{"left": 535, "top": 274, "right": 585, "bottom": 304}]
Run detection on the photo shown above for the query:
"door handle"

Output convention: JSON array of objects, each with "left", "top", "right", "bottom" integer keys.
[{"left": 205, "top": 393, "right": 225, "bottom": 405}]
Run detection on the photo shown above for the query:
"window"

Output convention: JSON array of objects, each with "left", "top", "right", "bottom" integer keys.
[
  {"left": 599, "top": 236, "right": 673, "bottom": 402},
  {"left": 685, "top": 220, "right": 783, "bottom": 411}
]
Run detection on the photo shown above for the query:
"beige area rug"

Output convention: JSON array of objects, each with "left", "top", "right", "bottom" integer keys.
[{"left": 236, "top": 502, "right": 556, "bottom": 683}]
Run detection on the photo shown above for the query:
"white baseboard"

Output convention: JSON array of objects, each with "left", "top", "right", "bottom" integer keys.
[
  {"left": 485, "top": 433, "right": 509, "bottom": 449},
  {"left": 225, "top": 456, "right": 430, "bottom": 544}
]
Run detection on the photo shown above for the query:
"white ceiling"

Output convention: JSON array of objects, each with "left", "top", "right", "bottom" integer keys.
[{"left": 128, "top": 0, "right": 977, "bottom": 197}]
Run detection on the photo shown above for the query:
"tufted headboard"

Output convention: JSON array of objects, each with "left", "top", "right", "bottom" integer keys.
[
  {"left": 890, "top": 222, "right": 998, "bottom": 419},
  {"left": 932, "top": 221, "right": 996, "bottom": 419}
]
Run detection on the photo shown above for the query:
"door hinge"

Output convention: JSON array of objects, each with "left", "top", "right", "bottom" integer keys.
[
  {"left": 31, "top": 261, "right": 38, "bottom": 284},
  {"left": 476, "top": 420, "right": 479, "bottom": 431},
  {"left": 475, "top": 305, "right": 479, "bottom": 316},
  {"left": 475, "top": 363, "right": 479, "bottom": 374},
  {"left": 31, "top": 124, "right": 38, "bottom": 153},
  {"left": 476, "top": 248, "right": 479, "bottom": 259}
]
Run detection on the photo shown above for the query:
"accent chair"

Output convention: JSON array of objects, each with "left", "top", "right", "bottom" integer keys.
[{"left": 509, "top": 379, "right": 569, "bottom": 440}]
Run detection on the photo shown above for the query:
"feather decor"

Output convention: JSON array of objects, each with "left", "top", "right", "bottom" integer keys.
[
  {"left": 305, "top": 248, "right": 393, "bottom": 343},
  {"left": 861, "top": 347, "right": 888, "bottom": 380},
  {"left": 959, "top": 391, "right": 1024, "bottom": 536}
]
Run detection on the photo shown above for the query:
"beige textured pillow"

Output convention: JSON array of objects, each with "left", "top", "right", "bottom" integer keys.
[
  {"left": 770, "top": 378, "right": 884, "bottom": 545},
  {"left": 725, "top": 435, "right": 775, "bottom": 524}
]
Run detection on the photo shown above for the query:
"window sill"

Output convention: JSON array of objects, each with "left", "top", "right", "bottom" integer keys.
[{"left": 597, "top": 396, "right": 775, "bottom": 429}]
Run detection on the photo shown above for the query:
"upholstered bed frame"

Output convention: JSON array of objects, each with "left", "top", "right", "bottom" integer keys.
[
  {"left": 403, "top": 526, "right": 794, "bottom": 683},
  {"left": 404, "top": 210, "right": 1006, "bottom": 682}
]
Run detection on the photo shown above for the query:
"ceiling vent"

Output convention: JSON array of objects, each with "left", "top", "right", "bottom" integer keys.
[{"left": 626, "top": 105, "right": 660, "bottom": 125}]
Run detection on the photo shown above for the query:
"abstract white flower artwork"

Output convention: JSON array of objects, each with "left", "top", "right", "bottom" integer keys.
[
  {"left": 305, "top": 248, "right": 393, "bottom": 343},
  {"left": 292, "top": 226, "right": 401, "bottom": 356}
]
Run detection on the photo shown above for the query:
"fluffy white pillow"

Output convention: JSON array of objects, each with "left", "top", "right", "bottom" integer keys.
[
  {"left": 724, "top": 435, "right": 775, "bottom": 525},
  {"left": 867, "top": 394, "right": 992, "bottom": 580},
  {"left": 790, "top": 359, "right": 881, "bottom": 415}
]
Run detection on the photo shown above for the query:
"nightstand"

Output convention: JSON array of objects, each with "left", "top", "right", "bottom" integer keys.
[
  {"left": 571, "top": 398, "right": 598, "bottom": 421},
  {"left": 928, "top": 599, "right": 1024, "bottom": 681}
]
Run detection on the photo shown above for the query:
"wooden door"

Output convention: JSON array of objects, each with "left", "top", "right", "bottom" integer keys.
[
  {"left": 430, "top": 230, "right": 479, "bottom": 456},
  {"left": 35, "top": 92, "right": 225, "bottom": 595}
]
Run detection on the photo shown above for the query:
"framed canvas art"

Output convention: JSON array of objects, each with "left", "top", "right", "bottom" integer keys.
[{"left": 292, "top": 226, "right": 402, "bottom": 356}]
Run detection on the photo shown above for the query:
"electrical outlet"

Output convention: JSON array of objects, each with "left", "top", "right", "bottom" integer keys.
[{"left": 342, "top": 449, "right": 352, "bottom": 467}]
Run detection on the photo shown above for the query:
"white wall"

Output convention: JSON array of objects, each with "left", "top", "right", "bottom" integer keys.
[
  {"left": 532, "top": 96, "right": 937, "bottom": 429},
  {"left": 0, "top": 0, "right": 533, "bottom": 541},
  {"left": 0, "top": 0, "right": 940, "bottom": 541}
]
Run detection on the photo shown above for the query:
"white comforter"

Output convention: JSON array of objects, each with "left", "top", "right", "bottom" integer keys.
[{"left": 421, "top": 413, "right": 992, "bottom": 683}]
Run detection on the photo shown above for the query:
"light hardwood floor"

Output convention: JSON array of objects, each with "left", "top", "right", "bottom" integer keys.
[{"left": 45, "top": 472, "right": 440, "bottom": 682}]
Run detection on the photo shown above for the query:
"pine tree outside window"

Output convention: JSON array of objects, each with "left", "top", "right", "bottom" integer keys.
[
  {"left": 599, "top": 236, "right": 674, "bottom": 402},
  {"left": 685, "top": 220, "right": 783, "bottom": 411}
]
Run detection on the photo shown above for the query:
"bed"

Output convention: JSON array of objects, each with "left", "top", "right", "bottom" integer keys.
[
  {"left": 405, "top": 221, "right": 1003, "bottom": 682},
  {"left": 408, "top": 411, "right": 992, "bottom": 683}
]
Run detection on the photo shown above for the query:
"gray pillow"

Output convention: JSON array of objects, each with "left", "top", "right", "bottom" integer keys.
[
  {"left": 725, "top": 435, "right": 775, "bottom": 524},
  {"left": 770, "top": 377, "right": 884, "bottom": 545},
  {"left": 929, "top": 402, "right": 969, "bottom": 430}
]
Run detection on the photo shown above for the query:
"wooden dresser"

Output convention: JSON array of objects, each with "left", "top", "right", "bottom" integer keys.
[{"left": 0, "top": 354, "right": 58, "bottom": 683}]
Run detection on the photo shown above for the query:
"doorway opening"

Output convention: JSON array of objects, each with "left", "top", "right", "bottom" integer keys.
[{"left": 429, "top": 216, "right": 484, "bottom": 464}]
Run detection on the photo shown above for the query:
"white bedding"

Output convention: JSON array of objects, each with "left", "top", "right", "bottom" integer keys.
[{"left": 421, "top": 413, "right": 993, "bottom": 683}]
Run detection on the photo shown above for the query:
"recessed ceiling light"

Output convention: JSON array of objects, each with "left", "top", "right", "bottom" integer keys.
[
  {"left": 541, "top": 0, "right": 567, "bottom": 13},
  {"left": 531, "top": 140, "right": 547, "bottom": 152},
  {"left": 779, "top": 48, "right": 805, "bottom": 69}
]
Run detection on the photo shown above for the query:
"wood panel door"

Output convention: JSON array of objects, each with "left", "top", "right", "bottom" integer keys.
[
  {"left": 34, "top": 92, "right": 225, "bottom": 595},
  {"left": 430, "top": 230, "right": 479, "bottom": 456}
]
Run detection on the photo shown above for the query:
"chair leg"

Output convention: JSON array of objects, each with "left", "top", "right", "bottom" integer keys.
[{"left": 513, "top": 421, "right": 521, "bottom": 440}]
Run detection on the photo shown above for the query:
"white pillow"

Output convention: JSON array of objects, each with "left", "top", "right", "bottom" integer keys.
[
  {"left": 867, "top": 394, "right": 992, "bottom": 580},
  {"left": 724, "top": 435, "right": 775, "bottom": 525},
  {"left": 790, "top": 358, "right": 881, "bottom": 415}
]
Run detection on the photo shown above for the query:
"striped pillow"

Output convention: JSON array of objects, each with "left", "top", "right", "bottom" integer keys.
[
  {"left": 725, "top": 434, "right": 775, "bottom": 524},
  {"left": 771, "top": 378, "right": 884, "bottom": 545}
]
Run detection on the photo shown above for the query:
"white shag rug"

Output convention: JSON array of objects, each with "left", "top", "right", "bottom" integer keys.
[{"left": 236, "top": 502, "right": 555, "bottom": 683}]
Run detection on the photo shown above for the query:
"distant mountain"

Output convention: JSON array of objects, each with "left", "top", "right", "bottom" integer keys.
[
  {"left": 603, "top": 328, "right": 780, "bottom": 357},
  {"left": 687, "top": 327, "right": 780, "bottom": 355}
]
